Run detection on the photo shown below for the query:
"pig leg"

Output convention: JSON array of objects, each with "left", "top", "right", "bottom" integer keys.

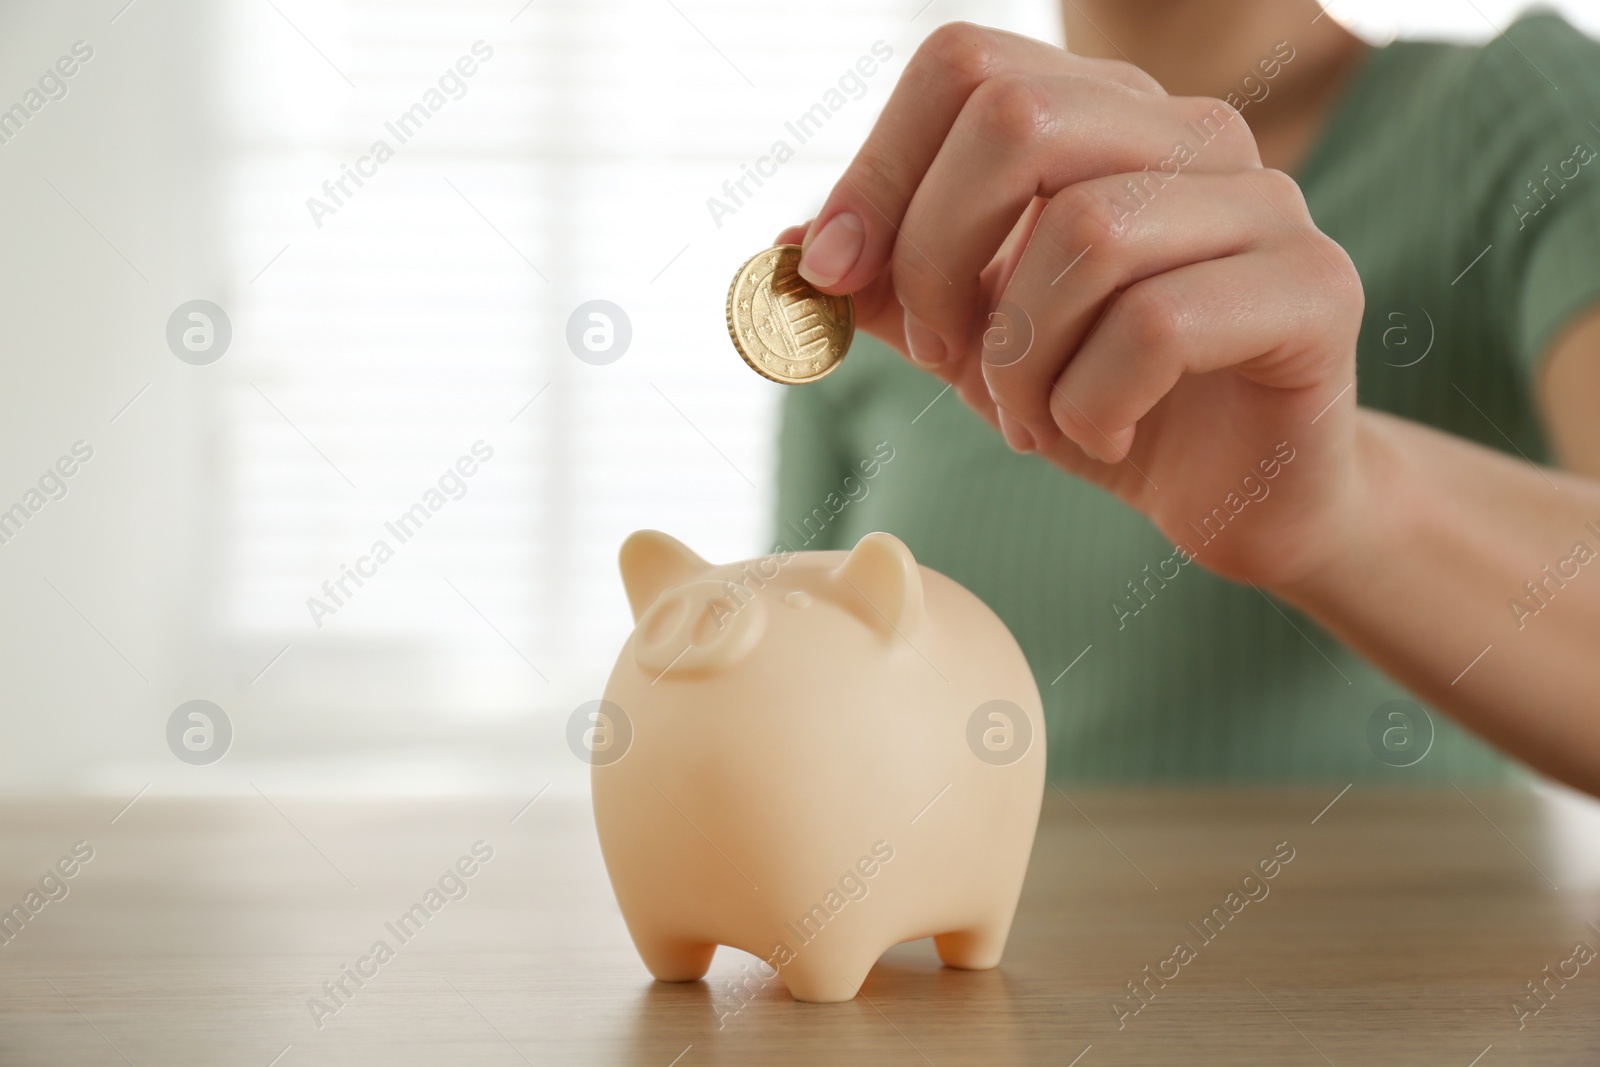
[
  {"left": 633, "top": 932, "right": 716, "bottom": 982},
  {"left": 776, "top": 940, "right": 885, "bottom": 1003},
  {"left": 934, "top": 916, "right": 1012, "bottom": 970}
]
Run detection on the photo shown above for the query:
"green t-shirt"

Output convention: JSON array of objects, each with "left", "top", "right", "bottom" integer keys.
[{"left": 774, "top": 13, "right": 1600, "bottom": 783}]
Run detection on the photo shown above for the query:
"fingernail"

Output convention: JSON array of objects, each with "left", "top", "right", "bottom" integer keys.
[
  {"left": 798, "top": 212, "right": 865, "bottom": 288},
  {"left": 904, "top": 314, "right": 948, "bottom": 367},
  {"left": 997, "top": 410, "right": 1035, "bottom": 453},
  {"left": 1095, "top": 426, "right": 1135, "bottom": 463},
  {"left": 1107, "top": 425, "right": 1132, "bottom": 460}
]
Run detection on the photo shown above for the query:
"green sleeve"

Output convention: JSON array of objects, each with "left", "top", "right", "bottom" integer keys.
[
  {"left": 1493, "top": 16, "right": 1600, "bottom": 373},
  {"left": 1518, "top": 161, "right": 1600, "bottom": 370},
  {"left": 773, "top": 381, "right": 854, "bottom": 552}
]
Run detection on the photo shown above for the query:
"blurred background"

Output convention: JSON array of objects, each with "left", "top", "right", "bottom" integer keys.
[{"left": 1, "top": 0, "right": 1598, "bottom": 800}]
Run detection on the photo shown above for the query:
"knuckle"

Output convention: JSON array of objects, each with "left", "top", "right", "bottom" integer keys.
[
  {"left": 1244, "top": 170, "right": 1361, "bottom": 310},
  {"left": 846, "top": 147, "right": 910, "bottom": 208},
  {"left": 1253, "top": 167, "right": 1307, "bottom": 215},
  {"left": 967, "top": 74, "right": 1052, "bottom": 147},
  {"left": 1120, "top": 279, "right": 1189, "bottom": 354},
  {"left": 1105, "top": 58, "right": 1164, "bottom": 95},
  {"left": 918, "top": 21, "right": 1002, "bottom": 86},
  {"left": 1043, "top": 185, "right": 1128, "bottom": 255},
  {"left": 1256, "top": 166, "right": 1300, "bottom": 200},
  {"left": 1310, "top": 236, "right": 1365, "bottom": 314},
  {"left": 1179, "top": 94, "right": 1257, "bottom": 159}
]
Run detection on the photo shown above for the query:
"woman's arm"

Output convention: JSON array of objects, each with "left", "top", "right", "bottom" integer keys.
[
  {"left": 789, "top": 22, "right": 1600, "bottom": 795},
  {"left": 1281, "top": 322, "right": 1600, "bottom": 793},
  {"left": 1543, "top": 310, "right": 1600, "bottom": 479}
]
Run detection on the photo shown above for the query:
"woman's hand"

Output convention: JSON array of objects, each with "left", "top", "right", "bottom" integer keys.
[{"left": 779, "top": 22, "right": 1366, "bottom": 590}]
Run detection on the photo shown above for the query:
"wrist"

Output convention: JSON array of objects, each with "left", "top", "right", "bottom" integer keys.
[{"left": 1273, "top": 410, "right": 1415, "bottom": 611}]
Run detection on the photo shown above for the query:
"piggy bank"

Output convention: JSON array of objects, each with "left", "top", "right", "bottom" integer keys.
[{"left": 591, "top": 529, "right": 1045, "bottom": 1003}]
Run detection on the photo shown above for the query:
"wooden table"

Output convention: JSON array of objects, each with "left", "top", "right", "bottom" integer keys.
[{"left": 1, "top": 787, "right": 1597, "bottom": 1065}]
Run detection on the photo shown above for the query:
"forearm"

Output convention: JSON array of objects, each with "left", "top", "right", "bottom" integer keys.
[{"left": 1279, "top": 408, "right": 1600, "bottom": 795}]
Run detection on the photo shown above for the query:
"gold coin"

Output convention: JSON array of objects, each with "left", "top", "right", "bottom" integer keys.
[{"left": 726, "top": 244, "right": 854, "bottom": 384}]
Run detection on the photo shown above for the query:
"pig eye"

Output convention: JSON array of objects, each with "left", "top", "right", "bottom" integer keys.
[{"left": 784, "top": 591, "right": 812, "bottom": 609}]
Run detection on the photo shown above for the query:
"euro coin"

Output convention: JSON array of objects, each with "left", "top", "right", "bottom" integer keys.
[{"left": 726, "top": 244, "right": 854, "bottom": 384}]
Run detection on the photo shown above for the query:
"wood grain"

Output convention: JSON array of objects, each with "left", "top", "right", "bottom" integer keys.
[{"left": 0, "top": 787, "right": 1596, "bottom": 1065}]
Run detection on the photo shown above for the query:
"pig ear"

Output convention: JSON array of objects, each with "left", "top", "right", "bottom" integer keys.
[
  {"left": 832, "top": 532, "right": 925, "bottom": 636},
  {"left": 619, "top": 530, "right": 710, "bottom": 621}
]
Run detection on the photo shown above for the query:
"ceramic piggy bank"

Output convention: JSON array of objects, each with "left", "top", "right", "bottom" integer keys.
[{"left": 590, "top": 528, "right": 1046, "bottom": 1003}]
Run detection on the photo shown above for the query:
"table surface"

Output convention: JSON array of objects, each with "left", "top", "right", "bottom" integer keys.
[{"left": 1, "top": 787, "right": 1597, "bottom": 1066}]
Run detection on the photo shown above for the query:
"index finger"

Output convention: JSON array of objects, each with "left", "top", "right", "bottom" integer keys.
[{"left": 796, "top": 22, "right": 1163, "bottom": 295}]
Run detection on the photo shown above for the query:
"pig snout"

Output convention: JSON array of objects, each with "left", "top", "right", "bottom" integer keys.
[{"left": 633, "top": 579, "right": 765, "bottom": 677}]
